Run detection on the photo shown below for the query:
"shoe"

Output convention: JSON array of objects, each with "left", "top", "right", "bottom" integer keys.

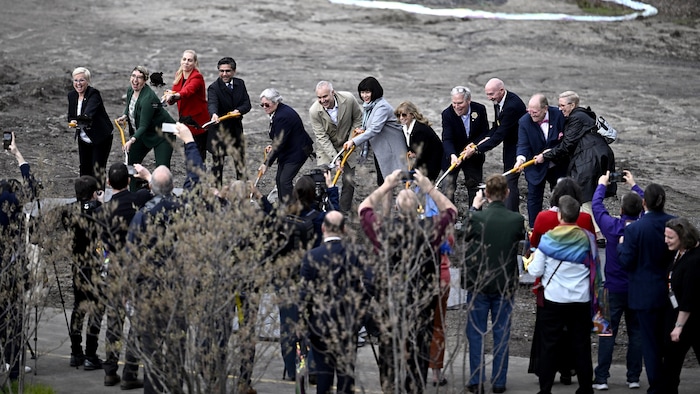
[
  {"left": 120, "top": 379, "right": 144, "bottom": 390},
  {"left": 83, "top": 356, "right": 103, "bottom": 371},
  {"left": 627, "top": 381, "right": 640, "bottom": 389},
  {"left": 466, "top": 384, "right": 485, "bottom": 394},
  {"left": 433, "top": 378, "right": 448, "bottom": 387},
  {"left": 104, "top": 374, "right": 121, "bottom": 386},
  {"left": 69, "top": 354, "right": 85, "bottom": 367},
  {"left": 560, "top": 375, "right": 572, "bottom": 385},
  {"left": 592, "top": 381, "right": 609, "bottom": 390},
  {"left": 492, "top": 386, "right": 506, "bottom": 393}
]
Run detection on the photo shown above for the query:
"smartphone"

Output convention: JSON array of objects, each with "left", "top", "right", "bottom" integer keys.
[
  {"left": 161, "top": 123, "right": 178, "bottom": 133},
  {"left": 3, "top": 132, "right": 11, "bottom": 150}
]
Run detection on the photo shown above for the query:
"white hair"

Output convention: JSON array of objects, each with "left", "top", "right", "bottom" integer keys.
[
  {"left": 72, "top": 67, "right": 91, "bottom": 83},
  {"left": 260, "top": 88, "right": 283, "bottom": 104}
]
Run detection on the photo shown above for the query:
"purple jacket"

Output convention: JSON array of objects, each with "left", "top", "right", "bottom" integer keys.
[{"left": 592, "top": 183, "right": 644, "bottom": 293}]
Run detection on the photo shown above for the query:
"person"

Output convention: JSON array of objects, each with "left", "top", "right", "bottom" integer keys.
[
  {"left": 118, "top": 65, "right": 176, "bottom": 190},
  {"left": 395, "top": 101, "right": 444, "bottom": 182},
  {"left": 67, "top": 66, "right": 113, "bottom": 186},
  {"left": 206, "top": 56, "right": 252, "bottom": 185},
  {"left": 440, "top": 86, "right": 489, "bottom": 205},
  {"left": 163, "top": 49, "right": 210, "bottom": 162},
  {"left": 462, "top": 174, "right": 525, "bottom": 393},
  {"left": 126, "top": 122, "right": 205, "bottom": 394},
  {"left": 258, "top": 88, "right": 314, "bottom": 203},
  {"left": 359, "top": 169, "right": 457, "bottom": 393},
  {"left": 661, "top": 218, "right": 700, "bottom": 394},
  {"left": 527, "top": 195, "right": 596, "bottom": 394},
  {"left": 618, "top": 183, "right": 675, "bottom": 394},
  {"left": 299, "top": 210, "right": 373, "bottom": 394},
  {"left": 429, "top": 235, "right": 453, "bottom": 387},
  {"left": 252, "top": 172, "right": 340, "bottom": 382},
  {"left": 527, "top": 177, "right": 595, "bottom": 384},
  {"left": 95, "top": 163, "right": 151, "bottom": 388},
  {"left": 535, "top": 90, "right": 617, "bottom": 240},
  {"left": 591, "top": 170, "right": 644, "bottom": 390},
  {"left": 1, "top": 133, "right": 35, "bottom": 382},
  {"left": 467, "top": 78, "right": 526, "bottom": 212},
  {"left": 514, "top": 94, "right": 567, "bottom": 226},
  {"left": 309, "top": 80, "right": 362, "bottom": 213},
  {"left": 65, "top": 175, "right": 105, "bottom": 371},
  {"left": 342, "top": 76, "right": 408, "bottom": 186}
]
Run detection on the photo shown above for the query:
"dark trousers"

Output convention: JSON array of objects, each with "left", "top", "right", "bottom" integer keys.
[
  {"left": 338, "top": 164, "right": 355, "bottom": 214},
  {"left": 662, "top": 322, "right": 700, "bottom": 394},
  {"left": 444, "top": 162, "right": 483, "bottom": 207},
  {"left": 276, "top": 160, "right": 307, "bottom": 204},
  {"left": 505, "top": 172, "right": 520, "bottom": 212},
  {"left": 537, "top": 300, "right": 593, "bottom": 394},
  {"left": 526, "top": 170, "right": 560, "bottom": 226},
  {"left": 310, "top": 334, "right": 356, "bottom": 394},
  {"left": 139, "top": 307, "right": 186, "bottom": 394},
  {"left": 635, "top": 307, "right": 666, "bottom": 394},
  {"left": 192, "top": 132, "right": 208, "bottom": 164},
  {"left": 1, "top": 303, "right": 22, "bottom": 380},
  {"left": 211, "top": 144, "right": 246, "bottom": 186},
  {"left": 70, "top": 268, "right": 104, "bottom": 358},
  {"left": 279, "top": 303, "right": 300, "bottom": 379},
  {"left": 103, "top": 305, "right": 139, "bottom": 380},
  {"left": 78, "top": 137, "right": 113, "bottom": 188}
]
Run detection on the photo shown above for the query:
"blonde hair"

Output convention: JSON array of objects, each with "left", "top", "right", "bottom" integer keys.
[
  {"left": 559, "top": 90, "right": 580, "bottom": 106},
  {"left": 174, "top": 49, "right": 199, "bottom": 85},
  {"left": 72, "top": 67, "right": 91, "bottom": 83},
  {"left": 395, "top": 101, "right": 431, "bottom": 126}
]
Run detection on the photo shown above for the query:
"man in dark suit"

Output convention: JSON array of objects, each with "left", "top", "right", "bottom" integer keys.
[
  {"left": 207, "top": 57, "right": 252, "bottom": 185},
  {"left": 299, "top": 210, "right": 372, "bottom": 393},
  {"left": 617, "top": 183, "right": 673, "bottom": 394},
  {"left": 441, "top": 86, "right": 489, "bottom": 206},
  {"left": 463, "top": 174, "right": 525, "bottom": 394},
  {"left": 618, "top": 184, "right": 675, "bottom": 394},
  {"left": 515, "top": 94, "right": 567, "bottom": 226},
  {"left": 469, "top": 78, "right": 526, "bottom": 212}
]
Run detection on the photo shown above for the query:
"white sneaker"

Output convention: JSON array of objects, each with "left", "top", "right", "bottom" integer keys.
[
  {"left": 592, "top": 382, "right": 609, "bottom": 390},
  {"left": 627, "top": 381, "right": 641, "bottom": 389}
]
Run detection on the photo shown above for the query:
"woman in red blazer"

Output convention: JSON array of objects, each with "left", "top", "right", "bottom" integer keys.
[{"left": 164, "top": 49, "right": 210, "bottom": 161}]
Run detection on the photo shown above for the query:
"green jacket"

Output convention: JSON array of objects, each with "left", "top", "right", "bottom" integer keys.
[
  {"left": 463, "top": 201, "right": 525, "bottom": 296},
  {"left": 124, "top": 85, "right": 175, "bottom": 148}
]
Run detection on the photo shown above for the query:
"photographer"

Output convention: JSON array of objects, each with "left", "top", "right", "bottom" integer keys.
[{"left": 1, "top": 132, "right": 34, "bottom": 381}]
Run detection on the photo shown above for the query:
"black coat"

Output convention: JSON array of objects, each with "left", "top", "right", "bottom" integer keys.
[
  {"left": 206, "top": 77, "right": 252, "bottom": 155},
  {"left": 265, "top": 103, "right": 313, "bottom": 166},
  {"left": 67, "top": 86, "right": 113, "bottom": 145},
  {"left": 544, "top": 107, "right": 616, "bottom": 201},
  {"left": 409, "top": 121, "right": 444, "bottom": 181}
]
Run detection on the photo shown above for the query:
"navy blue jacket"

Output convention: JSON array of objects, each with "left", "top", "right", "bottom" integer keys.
[
  {"left": 516, "top": 106, "right": 567, "bottom": 185},
  {"left": 441, "top": 101, "right": 489, "bottom": 170},
  {"left": 478, "top": 91, "right": 527, "bottom": 169},
  {"left": 266, "top": 103, "right": 313, "bottom": 166}
]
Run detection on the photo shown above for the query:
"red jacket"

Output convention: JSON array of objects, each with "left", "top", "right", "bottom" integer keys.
[{"left": 172, "top": 68, "right": 209, "bottom": 135}]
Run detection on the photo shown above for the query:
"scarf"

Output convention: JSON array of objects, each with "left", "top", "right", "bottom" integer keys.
[
  {"left": 359, "top": 100, "right": 377, "bottom": 160},
  {"left": 539, "top": 225, "right": 610, "bottom": 334}
]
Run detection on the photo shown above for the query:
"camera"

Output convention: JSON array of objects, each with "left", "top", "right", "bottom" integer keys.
[
  {"left": 3, "top": 131, "right": 11, "bottom": 150},
  {"left": 400, "top": 170, "right": 416, "bottom": 182},
  {"left": 126, "top": 165, "right": 136, "bottom": 176},
  {"left": 477, "top": 183, "right": 486, "bottom": 190},
  {"left": 305, "top": 168, "right": 330, "bottom": 211},
  {"left": 609, "top": 172, "right": 625, "bottom": 183}
]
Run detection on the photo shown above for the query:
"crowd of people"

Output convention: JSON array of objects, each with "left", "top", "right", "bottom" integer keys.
[{"left": 1, "top": 58, "right": 698, "bottom": 394}]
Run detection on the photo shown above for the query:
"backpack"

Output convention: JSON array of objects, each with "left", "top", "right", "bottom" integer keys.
[
  {"left": 595, "top": 115, "right": 617, "bottom": 144},
  {"left": 278, "top": 209, "right": 320, "bottom": 257}
]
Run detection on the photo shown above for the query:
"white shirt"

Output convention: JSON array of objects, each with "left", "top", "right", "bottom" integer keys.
[
  {"left": 402, "top": 119, "right": 416, "bottom": 146},
  {"left": 528, "top": 249, "right": 590, "bottom": 303},
  {"left": 325, "top": 101, "right": 339, "bottom": 125}
]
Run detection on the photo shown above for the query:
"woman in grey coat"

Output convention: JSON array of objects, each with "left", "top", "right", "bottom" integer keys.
[{"left": 343, "top": 76, "right": 407, "bottom": 185}]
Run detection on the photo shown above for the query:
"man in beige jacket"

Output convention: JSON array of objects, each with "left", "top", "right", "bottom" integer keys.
[{"left": 309, "top": 80, "right": 363, "bottom": 213}]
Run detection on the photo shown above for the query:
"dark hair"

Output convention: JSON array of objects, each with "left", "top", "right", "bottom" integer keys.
[
  {"left": 666, "top": 218, "right": 700, "bottom": 250},
  {"left": 621, "top": 192, "right": 643, "bottom": 217},
  {"left": 357, "top": 76, "right": 383, "bottom": 101},
  {"left": 558, "top": 195, "right": 580, "bottom": 223},
  {"left": 217, "top": 57, "right": 237, "bottom": 70},
  {"left": 75, "top": 175, "right": 98, "bottom": 202},
  {"left": 108, "top": 163, "right": 129, "bottom": 190},
  {"left": 293, "top": 176, "right": 317, "bottom": 210},
  {"left": 643, "top": 183, "right": 666, "bottom": 212},
  {"left": 485, "top": 174, "right": 507, "bottom": 201},
  {"left": 551, "top": 177, "right": 583, "bottom": 206}
]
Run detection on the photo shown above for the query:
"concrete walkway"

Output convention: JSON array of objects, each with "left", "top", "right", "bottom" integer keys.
[{"left": 18, "top": 307, "right": 699, "bottom": 394}]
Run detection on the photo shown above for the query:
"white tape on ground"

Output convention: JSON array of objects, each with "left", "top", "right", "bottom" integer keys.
[{"left": 328, "top": 0, "right": 657, "bottom": 21}]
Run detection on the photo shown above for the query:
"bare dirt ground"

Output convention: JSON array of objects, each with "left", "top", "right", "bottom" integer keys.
[{"left": 2, "top": 0, "right": 699, "bottom": 369}]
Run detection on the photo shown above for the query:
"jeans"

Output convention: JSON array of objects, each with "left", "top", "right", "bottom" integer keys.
[
  {"left": 594, "top": 291, "right": 643, "bottom": 383},
  {"left": 466, "top": 292, "right": 514, "bottom": 388}
]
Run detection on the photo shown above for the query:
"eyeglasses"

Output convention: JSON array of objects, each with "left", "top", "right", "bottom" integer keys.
[
  {"left": 218, "top": 69, "right": 233, "bottom": 73},
  {"left": 73, "top": 79, "right": 87, "bottom": 84},
  {"left": 398, "top": 113, "right": 409, "bottom": 118},
  {"left": 260, "top": 102, "right": 271, "bottom": 108},
  {"left": 130, "top": 74, "right": 145, "bottom": 80}
]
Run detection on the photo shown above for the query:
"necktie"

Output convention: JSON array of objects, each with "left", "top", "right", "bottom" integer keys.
[
  {"left": 494, "top": 104, "right": 501, "bottom": 119},
  {"left": 538, "top": 119, "right": 549, "bottom": 126},
  {"left": 227, "top": 82, "right": 233, "bottom": 91}
]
